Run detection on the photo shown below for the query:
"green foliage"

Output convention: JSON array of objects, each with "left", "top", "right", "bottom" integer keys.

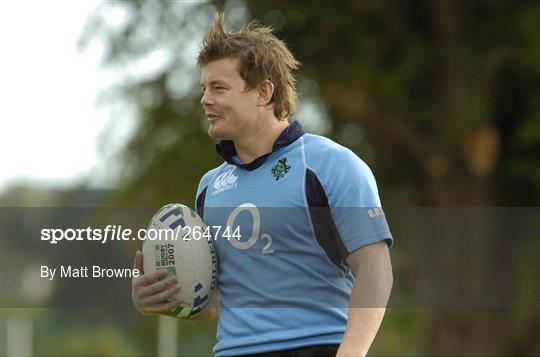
[
  {"left": 78, "top": 1, "right": 540, "bottom": 355},
  {"left": 246, "top": 0, "right": 540, "bottom": 199},
  {"left": 80, "top": 1, "right": 223, "bottom": 205},
  {"left": 81, "top": 0, "right": 540, "bottom": 205}
]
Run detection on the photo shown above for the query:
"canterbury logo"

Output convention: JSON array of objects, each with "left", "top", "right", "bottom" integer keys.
[{"left": 212, "top": 167, "right": 238, "bottom": 195}]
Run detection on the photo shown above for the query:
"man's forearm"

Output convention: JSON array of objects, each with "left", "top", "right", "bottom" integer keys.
[
  {"left": 337, "top": 257, "right": 393, "bottom": 356},
  {"left": 338, "top": 306, "right": 387, "bottom": 356}
]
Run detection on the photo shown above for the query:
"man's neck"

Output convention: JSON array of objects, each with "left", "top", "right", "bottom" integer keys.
[{"left": 233, "top": 118, "right": 289, "bottom": 164}]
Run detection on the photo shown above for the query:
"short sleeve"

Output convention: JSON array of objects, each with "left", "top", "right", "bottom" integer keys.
[{"left": 310, "top": 147, "right": 393, "bottom": 253}]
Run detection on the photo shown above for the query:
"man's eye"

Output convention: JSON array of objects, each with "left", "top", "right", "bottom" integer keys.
[{"left": 215, "top": 87, "right": 225, "bottom": 91}]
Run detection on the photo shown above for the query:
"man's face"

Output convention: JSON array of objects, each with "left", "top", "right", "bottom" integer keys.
[{"left": 200, "top": 57, "right": 259, "bottom": 140}]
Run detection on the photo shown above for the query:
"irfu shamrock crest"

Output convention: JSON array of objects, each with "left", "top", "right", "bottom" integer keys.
[{"left": 271, "top": 158, "right": 291, "bottom": 181}]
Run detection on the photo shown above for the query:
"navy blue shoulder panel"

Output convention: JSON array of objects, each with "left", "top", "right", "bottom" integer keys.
[
  {"left": 305, "top": 168, "right": 349, "bottom": 272},
  {"left": 196, "top": 186, "right": 208, "bottom": 218}
]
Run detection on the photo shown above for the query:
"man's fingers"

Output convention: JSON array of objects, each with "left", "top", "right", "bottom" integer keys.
[
  {"left": 163, "top": 298, "right": 181, "bottom": 310},
  {"left": 133, "top": 268, "right": 169, "bottom": 288},
  {"left": 143, "top": 275, "right": 178, "bottom": 296},
  {"left": 145, "top": 298, "right": 181, "bottom": 314},
  {"left": 143, "top": 283, "right": 181, "bottom": 305},
  {"left": 132, "top": 252, "right": 181, "bottom": 316},
  {"left": 145, "top": 268, "right": 170, "bottom": 282},
  {"left": 133, "top": 250, "right": 143, "bottom": 272}
]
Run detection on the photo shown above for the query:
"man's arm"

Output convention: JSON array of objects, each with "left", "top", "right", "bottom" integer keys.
[{"left": 337, "top": 241, "right": 393, "bottom": 357}]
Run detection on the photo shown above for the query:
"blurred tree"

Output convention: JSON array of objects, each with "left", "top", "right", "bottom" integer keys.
[
  {"left": 80, "top": 0, "right": 540, "bottom": 354},
  {"left": 243, "top": 1, "right": 540, "bottom": 354},
  {"left": 79, "top": 1, "right": 225, "bottom": 206}
]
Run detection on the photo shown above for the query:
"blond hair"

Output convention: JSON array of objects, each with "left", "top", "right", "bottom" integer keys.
[{"left": 197, "top": 13, "right": 300, "bottom": 120}]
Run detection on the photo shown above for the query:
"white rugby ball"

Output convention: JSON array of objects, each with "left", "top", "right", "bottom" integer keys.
[{"left": 142, "top": 203, "right": 217, "bottom": 319}]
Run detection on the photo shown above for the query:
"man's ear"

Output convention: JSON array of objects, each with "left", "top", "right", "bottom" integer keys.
[{"left": 257, "top": 80, "right": 275, "bottom": 107}]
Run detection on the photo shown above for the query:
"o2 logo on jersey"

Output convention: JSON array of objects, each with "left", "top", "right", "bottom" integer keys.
[
  {"left": 226, "top": 203, "right": 274, "bottom": 255},
  {"left": 211, "top": 167, "right": 238, "bottom": 196}
]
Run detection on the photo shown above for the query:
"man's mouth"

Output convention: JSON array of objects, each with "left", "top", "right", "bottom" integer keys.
[{"left": 206, "top": 113, "right": 221, "bottom": 120}]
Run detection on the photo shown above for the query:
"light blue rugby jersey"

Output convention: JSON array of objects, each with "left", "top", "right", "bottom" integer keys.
[{"left": 195, "top": 121, "right": 393, "bottom": 356}]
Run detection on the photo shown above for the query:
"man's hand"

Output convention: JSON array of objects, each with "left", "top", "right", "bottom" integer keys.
[{"left": 131, "top": 250, "right": 181, "bottom": 316}]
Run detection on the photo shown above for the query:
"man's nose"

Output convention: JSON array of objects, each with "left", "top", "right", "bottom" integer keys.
[{"left": 201, "top": 89, "right": 214, "bottom": 106}]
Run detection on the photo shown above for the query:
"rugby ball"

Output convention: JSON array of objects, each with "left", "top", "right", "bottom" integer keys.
[{"left": 142, "top": 203, "right": 217, "bottom": 318}]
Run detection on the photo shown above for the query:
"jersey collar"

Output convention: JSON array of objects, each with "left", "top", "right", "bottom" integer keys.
[{"left": 215, "top": 120, "right": 305, "bottom": 171}]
